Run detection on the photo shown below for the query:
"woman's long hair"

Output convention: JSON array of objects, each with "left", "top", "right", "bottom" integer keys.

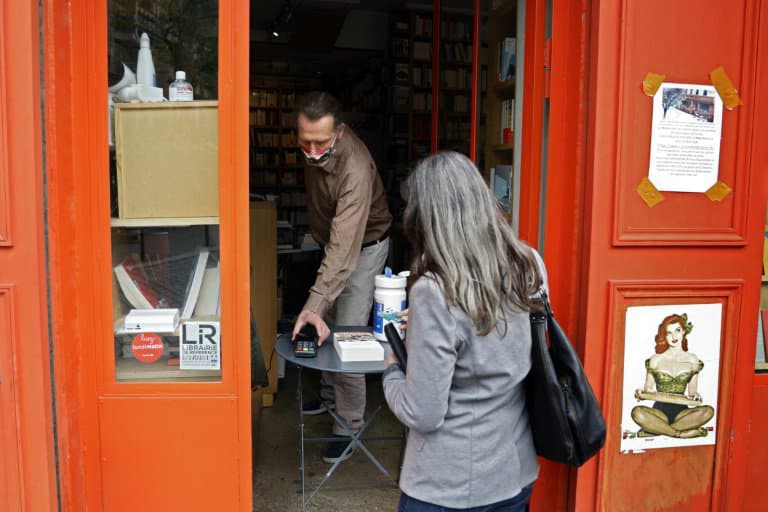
[{"left": 402, "top": 151, "right": 543, "bottom": 335}]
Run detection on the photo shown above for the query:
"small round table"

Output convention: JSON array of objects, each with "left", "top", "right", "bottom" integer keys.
[{"left": 275, "top": 328, "right": 401, "bottom": 511}]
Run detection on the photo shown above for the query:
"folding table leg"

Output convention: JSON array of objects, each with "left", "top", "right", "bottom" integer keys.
[{"left": 296, "top": 366, "right": 306, "bottom": 512}]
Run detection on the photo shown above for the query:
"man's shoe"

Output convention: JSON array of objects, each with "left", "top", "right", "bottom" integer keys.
[
  {"left": 302, "top": 398, "right": 335, "bottom": 416},
  {"left": 322, "top": 437, "right": 354, "bottom": 464}
]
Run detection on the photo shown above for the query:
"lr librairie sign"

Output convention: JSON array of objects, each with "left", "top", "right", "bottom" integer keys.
[{"left": 180, "top": 321, "right": 220, "bottom": 370}]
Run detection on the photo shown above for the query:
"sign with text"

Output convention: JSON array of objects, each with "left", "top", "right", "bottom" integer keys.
[
  {"left": 648, "top": 83, "right": 724, "bottom": 192},
  {"left": 180, "top": 321, "right": 220, "bottom": 370},
  {"left": 131, "top": 332, "right": 164, "bottom": 363}
]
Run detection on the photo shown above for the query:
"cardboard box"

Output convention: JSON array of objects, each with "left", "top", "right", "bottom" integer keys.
[{"left": 114, "top": 101, "right": 218, "bottom": 219}]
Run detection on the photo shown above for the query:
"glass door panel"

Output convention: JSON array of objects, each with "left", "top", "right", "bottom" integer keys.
[{"left": 107, "top": 1, "right": 222, "bottom": 382}]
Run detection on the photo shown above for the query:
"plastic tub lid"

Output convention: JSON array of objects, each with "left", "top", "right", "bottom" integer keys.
[{"left": 375, "top": 274, "right": 407, "bottom": 288}]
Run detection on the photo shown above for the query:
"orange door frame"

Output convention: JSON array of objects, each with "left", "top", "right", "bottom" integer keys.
[
  {"left": 0, "top": 1, "right": 58, "bottom": 510},
  {"left": 44, "top": 1, "right": 252, "bottom": 510},
  {"left": 534, "top": 0, "right": 592, "bottom": 509}
]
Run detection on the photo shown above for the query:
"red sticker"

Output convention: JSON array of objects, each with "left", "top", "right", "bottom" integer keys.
[{"left": 131, "top": 333, "right": 164, "bottom": 363}]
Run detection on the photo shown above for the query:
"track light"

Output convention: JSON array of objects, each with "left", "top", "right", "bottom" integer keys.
[{"left": 268, "top": 0, "right": 295, "bottom": 39}]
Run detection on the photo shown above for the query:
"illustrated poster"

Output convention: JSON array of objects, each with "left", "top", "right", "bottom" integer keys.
[{"left": 620, "top": 304, "right": 722, "bottom": 452}]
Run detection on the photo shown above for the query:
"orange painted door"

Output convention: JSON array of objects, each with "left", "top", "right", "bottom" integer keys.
[
  {"left": 0, "top": 2, "right": 57, "bottom": 511},
  {"left": 44, "top": 1, "right": 252, "bottom": 510},
  {"left": 568, "top": 1, "right": 768, "bottom": 511}
]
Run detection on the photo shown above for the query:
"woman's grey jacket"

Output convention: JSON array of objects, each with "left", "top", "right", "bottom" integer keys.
[{"left": 383, "top": 271, "right": 545, "bottom": 509}]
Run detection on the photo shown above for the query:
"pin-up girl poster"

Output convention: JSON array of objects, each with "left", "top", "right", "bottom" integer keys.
[{"left": 620, "top": 303, "right": 722, "bottom": 452}]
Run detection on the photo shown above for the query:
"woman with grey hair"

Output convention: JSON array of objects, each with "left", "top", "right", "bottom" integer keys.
[{"left": 382, "top": 151, "right": 547, "bottom": 511}]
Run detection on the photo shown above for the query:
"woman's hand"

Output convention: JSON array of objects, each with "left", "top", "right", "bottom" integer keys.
[
  {"left": 396, "top": 309, "right": 409, "bottom": 333},
  {"left": 386, "top": 351, "right": 400, "bottom": 367}
]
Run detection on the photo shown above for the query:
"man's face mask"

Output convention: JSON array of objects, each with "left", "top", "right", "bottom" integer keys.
[{"left": 301, "top": 134, "right": 338, "bottom": 166}]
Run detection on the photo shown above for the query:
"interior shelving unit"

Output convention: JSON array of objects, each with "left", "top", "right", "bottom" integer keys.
[{"left": 484, "top": 0, "right": 520, "bottom": 225}]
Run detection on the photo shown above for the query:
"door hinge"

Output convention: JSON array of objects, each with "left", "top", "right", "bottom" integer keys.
[{"left": 543, "top": 38, "right": 552, "bottom": 99}]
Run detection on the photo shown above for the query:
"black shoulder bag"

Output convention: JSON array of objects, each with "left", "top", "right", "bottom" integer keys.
[{"left": 526, "top": 294, "right": 606, "bottom": 467}]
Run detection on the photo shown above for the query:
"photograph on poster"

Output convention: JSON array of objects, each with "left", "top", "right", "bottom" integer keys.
[
  {"left": 620, "top": 303, "right": 722, "bottom": 452},
  {"left": 648, "top": 83, "right": 724, "bottom": 192}
]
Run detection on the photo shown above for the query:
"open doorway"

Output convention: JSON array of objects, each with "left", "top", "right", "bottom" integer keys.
[{"left": 248, "top": 0, "right": 528, "bottom": 508}]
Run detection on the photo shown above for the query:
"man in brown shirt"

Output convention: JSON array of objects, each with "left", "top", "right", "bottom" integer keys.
[{"left": 291, "top": 92, "right": 392, "bottom": 463}]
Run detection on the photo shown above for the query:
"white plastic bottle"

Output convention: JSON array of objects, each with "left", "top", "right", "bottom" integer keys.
[
  {"left": 373, "top": 271, "right": 408, "bottom": 341},
  {"left": 136, "top": 32, "right": 156, "bottom": 87},
  {"left": 169, "top": 71, "right": 194, "bottom": 102}
]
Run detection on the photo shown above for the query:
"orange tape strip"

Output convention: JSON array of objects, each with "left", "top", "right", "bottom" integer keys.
[
  {"left": 642, "top": 72, "right": 666, "bottom": 96},
  {"left": 705, "top": 181, "right": 733, "bottom": 202},
  {"left": 636, "top": 177, "right": 665, "bottom": 208},
  {"left": 710, "top": 66, "right": 743, "bottom": 110}
]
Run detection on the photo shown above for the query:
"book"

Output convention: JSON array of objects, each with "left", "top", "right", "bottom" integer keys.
[
  {"left": 395, "top": 63, "right": 409, "bottom": 83},
  {"left": 500, "top": 98, "right": 515, "bottom": 144},
  {"left": 333, "top": 331, "right": 384, "bottom": 362},
  {"left": 491, "top": 165, "right": 513, "bottom": 211},
  {"left": 114, "top": 253, "right": 163, "bottom": 309},
  {"left": 392, "top": 86, "right": 410, "bottom": 108},
  {"left": 499, "top": 37, "right": 516, "bottom": 83},
  {"left": 413, "top": 41, "right": 431, "bottom": 61},
  {"left": 124, "top": 308, "right": 180, "bottom": 333},
  {"left": 194, "top": 264, "right": 221, "bottom": 317},
  {"left": 180, "top": 247, "right": 210, "bottom": 319}
]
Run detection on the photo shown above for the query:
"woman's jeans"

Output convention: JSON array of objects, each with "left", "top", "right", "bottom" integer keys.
[{"left": 398, "top": 484, "right": 533, "bottom": 512}]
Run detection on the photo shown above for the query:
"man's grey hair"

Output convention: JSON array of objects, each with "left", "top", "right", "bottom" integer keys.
[
  {"left": 295, "top": 91, "right": 343, "bottom": 129},
  {"left": 403, "top": 151, "right": 543, "bottom": 335}
]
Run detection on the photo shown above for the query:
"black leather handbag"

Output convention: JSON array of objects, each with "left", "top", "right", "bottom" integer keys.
[{"left": 526, "top": 295, "right": 606, "bottom": 467}]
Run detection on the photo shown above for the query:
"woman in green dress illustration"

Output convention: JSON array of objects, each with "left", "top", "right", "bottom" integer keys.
[{"left": 631, "top": 313, "right": 715, "bottom": 438}]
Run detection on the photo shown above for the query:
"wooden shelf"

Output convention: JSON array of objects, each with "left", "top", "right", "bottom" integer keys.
[
  {"left": 494, "top": 79, "right": 516, "bottom": 97},
  {"left": 111, "top": 217, "right": 219, "bottom": 227},
  {"left": 490, "top": 0, "right": 517, "bottom": 17},
  {"left": 116, "top": 356, "right": 221, "bottom": 382},
  {"left": 493, "top": 143, "right": 515, "bottom": 151},
  {"left": 115, "top": 100, "right": 218, "bottom": 111}
]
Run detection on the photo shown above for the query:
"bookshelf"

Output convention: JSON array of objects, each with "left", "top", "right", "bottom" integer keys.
[
  {"left": 249, "top": 79, "right": 311, "bottom": 245},
  {"left": 437, "top": 12, "right": 477, "bottom": 156},
  {"left": 387, "top": 10, "right": 487, "bottom": 162},
  {"left": 484, "top": 0, "right": 519, "bottom": 221},
  {"left": 249, "top": 87, "right": 302, "bottom": 192}
]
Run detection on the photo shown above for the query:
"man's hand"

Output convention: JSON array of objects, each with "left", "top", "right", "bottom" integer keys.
[{"left": 292, "top": 310, "right": 331, "bottom": 344}]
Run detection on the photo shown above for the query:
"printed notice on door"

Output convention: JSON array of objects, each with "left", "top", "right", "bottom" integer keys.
[
  {"left": 180, "top": 321, "right": 221, "bottom": 370},
  {"left": 648, "top": 83, "right": 723, "bottom": 192}
]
